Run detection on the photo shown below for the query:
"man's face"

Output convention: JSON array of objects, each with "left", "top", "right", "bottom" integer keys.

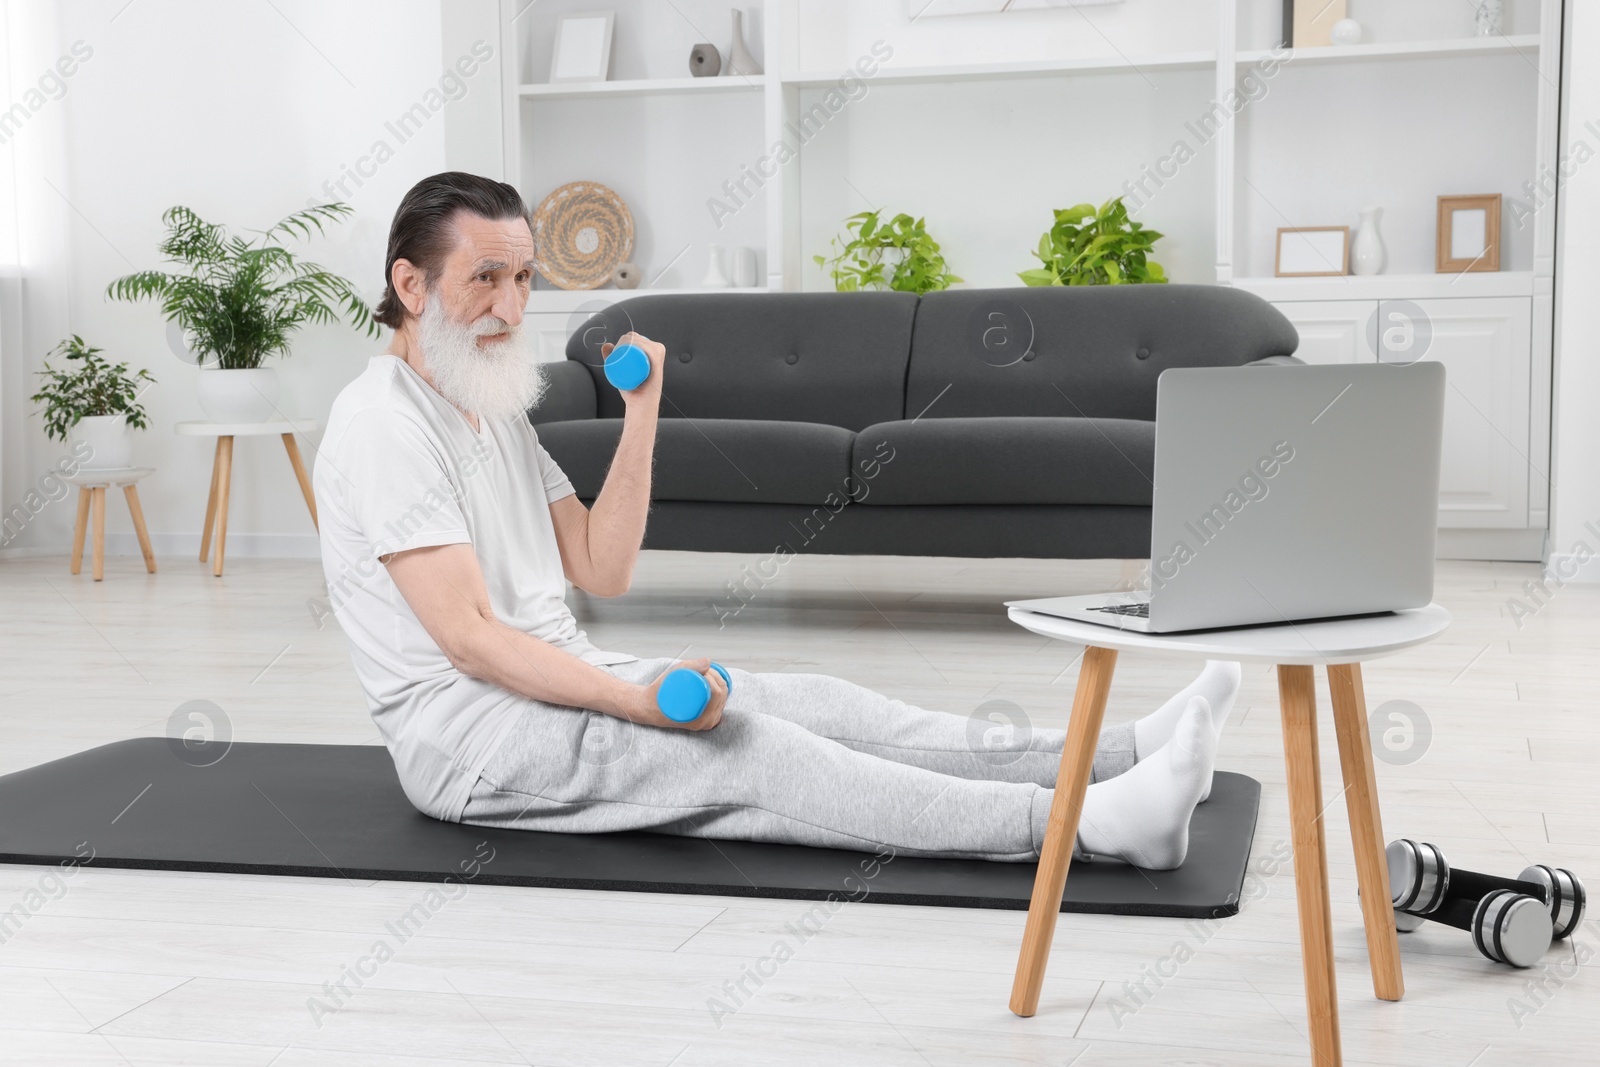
[{"left": 432, "top": 211, "right": 535, "bottom": 345}]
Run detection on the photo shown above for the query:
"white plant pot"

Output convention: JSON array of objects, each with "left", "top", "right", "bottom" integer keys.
[
  {"left": 197, "top": 367, "right": 280, "bottom": 423},
  {"left": 69, "top": 414, "right": 134, "bottom": 470}
]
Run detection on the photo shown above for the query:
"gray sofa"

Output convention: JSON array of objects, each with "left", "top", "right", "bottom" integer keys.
[{"left": 528, "top": 285, "right": 1299, "bottom": 559}]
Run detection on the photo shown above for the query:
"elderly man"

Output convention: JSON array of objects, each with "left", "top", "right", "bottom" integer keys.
[{"left": 314, "top": 171, "right": 1240, "bottom": 868}]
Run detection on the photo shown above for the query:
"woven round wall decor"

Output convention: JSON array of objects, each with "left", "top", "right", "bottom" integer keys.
[{"left": 531, "top": 181, "right": 635, "bottom": 291}]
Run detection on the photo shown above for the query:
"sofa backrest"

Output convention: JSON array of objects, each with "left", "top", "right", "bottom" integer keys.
[
  {"left": 904, "top": 285, "right": 1299, "bottom": 422},
  {"left": 565, "top": 291, "right": 918, "bottom": 431}
]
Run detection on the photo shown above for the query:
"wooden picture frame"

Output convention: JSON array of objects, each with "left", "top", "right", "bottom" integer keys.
[
  {"left": 550, "top": 12, "right": 615, "bottom": 83},
  {"left": 1283, "top": 0, "right": 1347, "bottom": 47},
  {"left": 1436, "top": 194, "right": 1502, "bottom": 273},
  {"left": 1275, "top": 226, "right": 1350, "bottom": 277}
]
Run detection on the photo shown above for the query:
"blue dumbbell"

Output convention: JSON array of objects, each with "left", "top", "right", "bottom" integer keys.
[
  {"left": 603, "top": 343, "right": 651, "bottom": 391},
  {"left": 657, "top": 662, "right": 732, "bottom": 723}
]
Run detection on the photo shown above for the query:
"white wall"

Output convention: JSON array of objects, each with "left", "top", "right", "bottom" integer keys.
[
  {"left": 1548, "top": 0, "right": 1600, "bottom": 580},
  {"left": 0, "top": 0, "right": 491, "bottom": 561}
]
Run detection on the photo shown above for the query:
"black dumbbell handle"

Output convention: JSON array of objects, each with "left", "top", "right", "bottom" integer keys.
[
  {"left": 1410, "top": 877, "right": 1547, "bottom": 932},
  {"left": 1444, "top": 870, "right": 1549, "bottom": 909}
]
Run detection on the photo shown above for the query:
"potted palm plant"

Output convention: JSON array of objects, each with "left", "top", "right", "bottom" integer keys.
[
  {"left": 30, "top": 335, "right": 156, "bottom": 469},
  {"left": 107, "top": 203, "right": 380, "bottom": 423}
]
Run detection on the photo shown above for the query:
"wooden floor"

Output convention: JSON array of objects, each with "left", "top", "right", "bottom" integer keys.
[{"left": 0, "top": 550, "right": 1595, "bottom": 1066}]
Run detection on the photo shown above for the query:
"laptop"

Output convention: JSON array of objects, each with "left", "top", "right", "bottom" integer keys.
[{"left": 1007, "top": 361, "right": 1446, "bottom": 633}]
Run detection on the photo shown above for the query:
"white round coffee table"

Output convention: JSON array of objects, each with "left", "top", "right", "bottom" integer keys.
[
  {"left": 1006, "top": 604, "right": 1451, "bottom": 1067},
  {"left": 63, "top": 467, "right": 157, "bottom": 582},
  {"left": 174, "top": 420, "right": 318, "bottom": 576}
]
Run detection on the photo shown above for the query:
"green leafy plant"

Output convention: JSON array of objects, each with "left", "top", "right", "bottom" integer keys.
[
  {"left": 106, "top": 203, "right": 380, "bottom": 369},
  {"left": 30, "top": 335, "right": 156, "bottom": 442},
  {"left": 814, "top": 210, "right": 963, "bottom": 293},
  {"left": 1019, "top": 197, "right": 1167, "bottom": 286}
]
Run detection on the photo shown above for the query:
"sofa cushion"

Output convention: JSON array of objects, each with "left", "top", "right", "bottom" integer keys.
[
  {"left": 565, "top": 291, "right": 918, "bottom": 430},
  {"left": 904, "top": 285, "right": 1299, "bottom": 423},
  {"left": 537, "top": 418, "right": 857, "bottom": 505},
  {"left": 853, "top": 416, "right": 1154, "bottom": 506}
]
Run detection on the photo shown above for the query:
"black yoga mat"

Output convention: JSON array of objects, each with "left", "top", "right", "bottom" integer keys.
[{"left": 0, "top": 738, "right": 1260, "bottom": 917}]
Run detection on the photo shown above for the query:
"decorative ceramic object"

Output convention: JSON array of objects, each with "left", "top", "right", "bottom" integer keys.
[
  {"left": 1331, "top": 18, "right": 1362, "bottom": 45},
  {"left": 701, "top": 245, "right": 731, "bottom": 288},
  {"left": 612, "top": 262, "right": 641, "bottom": 289},
  {"left": 197, "top": 367, "right": 281, "bottom": 423},
  {"left": 1475, "top": 0, "right": 1504, "bottom": 36},
  {"left": 69, "top": 414, "right": 133, "bottom": 469},
  {"left": 689, "top": 43, "right": 721, "bottom": 77},
  {"left": 530, "top": 181, "right": 636, "bottom": 291},
  {"left": 1352, "top": 206, "right": 1386, "bottom": 276},
  {"left": 732, "top": 246, "right": 758, "bottom": 288},
  {"left": 727, "top": 9, "right": 762, "bottom": 76}
]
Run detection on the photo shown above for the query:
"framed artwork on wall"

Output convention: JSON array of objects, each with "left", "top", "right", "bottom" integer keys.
[
  {"left": 1436, "top": 194, "right": 1502, "bottom": 273},
  {"left": 550, "top": 13, "right": 615, "bottom": 83},
  {"left": 1275, "top": 226, "right": 1350, "bottom": 277}
]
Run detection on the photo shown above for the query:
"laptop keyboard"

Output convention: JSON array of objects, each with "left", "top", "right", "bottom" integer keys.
[{"left": 1090, "top": 602, "right": 1151, "bottom": 618}]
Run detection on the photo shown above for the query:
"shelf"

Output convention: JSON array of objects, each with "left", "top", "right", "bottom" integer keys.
[
  {"left": 1229, "top": 271, "right": 1536, "bottom": 301},
  {"left": 526, "top": 287, "right": 770, "bottom": 314},
  {"left": 519, "top": 76, "right": 764, "bottom": 100},
  {"left": 782, "top": 50, "right": 1215, "bottom": 88},
  {"left": 1236, "top": 34, "right": 1540, "bottom": 67}
]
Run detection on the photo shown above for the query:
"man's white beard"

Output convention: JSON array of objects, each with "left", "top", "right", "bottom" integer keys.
[{"left": 417, "top": 290, "right": 547, "bottom": 423}]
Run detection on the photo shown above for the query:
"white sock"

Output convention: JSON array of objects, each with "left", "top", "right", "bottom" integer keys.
[
  {"left": 1131, "top": 659, "right": 1240, "bottom": 801},
  {"left": 1075, "top": 696, "right": 1217, "bottom": 870}
]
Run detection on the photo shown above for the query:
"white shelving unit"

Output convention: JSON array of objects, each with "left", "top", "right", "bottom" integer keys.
[{"left": 497, "top": 0, "right": 1564, "bottom": 560}]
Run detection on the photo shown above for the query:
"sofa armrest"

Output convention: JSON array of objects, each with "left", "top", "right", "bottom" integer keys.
[
  {"left": 528, "top": 361, "right": 598, "bottom": 425},
  {"left": 1245, "top": 354, "right": 1307, "bottom": 367}
]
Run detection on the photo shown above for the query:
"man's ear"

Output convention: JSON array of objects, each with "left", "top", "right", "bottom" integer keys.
[{"left": 391, "top": 258, "right": 429, "bottom": 319}]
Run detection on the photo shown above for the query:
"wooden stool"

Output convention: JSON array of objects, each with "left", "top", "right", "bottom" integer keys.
[
  {"left": 174, "top": 419, "right": 319, "bottom": 576},
  {"left": 64, "top": 467, "right": 157, "bottom": 582},
  {"left": 1005, "top": 604, "right": 1452, "bottom": 1067}
]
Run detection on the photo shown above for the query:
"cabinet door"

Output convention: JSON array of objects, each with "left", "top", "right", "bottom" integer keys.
[
  {"left": 1270, "top": 301, "right": 1378, "bottom": 365},
  {"left": 524, "top": 312, "right": 580, "bottom": 363},
  {"left": 1391, "top": 298, "right": 1532, "bottom": 530}
]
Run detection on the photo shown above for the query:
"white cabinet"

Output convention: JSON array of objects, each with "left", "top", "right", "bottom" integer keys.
[
  {"left": 1271, "top": 301, "right": 1377, "bottom": 365},
  {"left": 1399, "top": 297, "right": 1532, "bottom": 530}
]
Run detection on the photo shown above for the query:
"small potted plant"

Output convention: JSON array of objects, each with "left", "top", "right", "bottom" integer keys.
[
  {"left": 107, "top": 203, "right": 380, "bottom": 423},
  {"left": 1019, "top": 197, "right": 1168, "bottom": 286},
  {"left": 814, "top": 210, "right": 963, "bottom": 293},
  {"left": 30, "top": 335, "right": 156, "bottom": 469}
]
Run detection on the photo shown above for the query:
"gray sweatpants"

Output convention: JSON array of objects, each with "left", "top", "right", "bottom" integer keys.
[{"left": 459, "top": 657, "right": 1137, "bottom": 862}]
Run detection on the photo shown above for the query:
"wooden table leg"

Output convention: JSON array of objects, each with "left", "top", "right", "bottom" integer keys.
[
  {"left": 212, "top": 435, "right": 234, "bottom": 577},
  {"left": 1010, "top": 645, "right": 1118, "bottom": 1017},
  {"left": 90, "top": 487, "right": 106, "bottom": 582},
  {"left": 124, "top": 485, "right": 158, "bottom": 574},
  {"left": 1278, "top": 664, "right": 1342, "bottom": 1067},
  {"left": 1328, "top": 663, "right": 1404, "bottom": 1002},
  {"left": 200, "top": 437, "right": 223, "bottom": 562},
  {"left": 282, "top": 432, "right": 318, "bottom": 530},
  {"left": 70, "top": 488, "right": 90, "bottom": 575}
]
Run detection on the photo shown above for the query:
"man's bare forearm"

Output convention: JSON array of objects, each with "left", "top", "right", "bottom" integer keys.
[
  {"left": 585, "top": 403, "right": 658, "bottom": 583},
  {"left": 455, "top": 613, "right": 652, "bottom": 721}
]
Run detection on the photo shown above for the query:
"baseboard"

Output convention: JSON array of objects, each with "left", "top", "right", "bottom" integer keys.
[
  {"left": 0, "top": 531, "right": 323, "bottom": 563},
  {"left": 1435, "top": 528, "right": 1546, "bottom": 562}
]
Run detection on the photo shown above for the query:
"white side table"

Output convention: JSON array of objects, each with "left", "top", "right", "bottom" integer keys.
[
  {"left": 63, "top": 467, "right": 157, "bottom": 582},
  {"left": 1005, "top": 604, "right": 1452, "bottom": 1067},
  {"left": 174, "top": 419, "right": 318, "bottom": 576}
]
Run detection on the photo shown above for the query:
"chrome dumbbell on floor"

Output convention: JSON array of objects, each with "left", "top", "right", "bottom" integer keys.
[{"left": 1383, "top": 839, "right": 1586, "bottom": 968}]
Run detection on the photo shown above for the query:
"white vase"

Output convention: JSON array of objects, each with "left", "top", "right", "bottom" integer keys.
[
  {"left": 1331, "top": 18, "right": 1362, "bottom": 45},
  {"left": 700, "top": 245, "right": 731, "bottom": 288},
  {"left": 197, "top": 367, "right": 281, "bottom": 423},
  {"left": 1475, "top": 0, "right": 1504, "bottom": 36},
  {"left": 1352, "top": 207, "right": 1386, "bottom": 276},
  {"left": 69, "top": 414, "right": 133, "bottom": 470},
  {"left": 727, "top": 9, "right": 762, "bottom": 76},
  {"left": 732, "top": 246, "right": 758, "bottom": 288}
]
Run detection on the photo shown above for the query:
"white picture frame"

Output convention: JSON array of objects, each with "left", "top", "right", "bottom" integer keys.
[
  {"left": 550, "top": 13, "right": 615, "bottom": 83},
  {"left": 1275, "top": 226, "right": 1350, "bottom": 277}
]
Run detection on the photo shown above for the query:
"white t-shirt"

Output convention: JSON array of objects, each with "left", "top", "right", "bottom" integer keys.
[{"left": 314, "top": 353, "right": 636, "bottom": 823}]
